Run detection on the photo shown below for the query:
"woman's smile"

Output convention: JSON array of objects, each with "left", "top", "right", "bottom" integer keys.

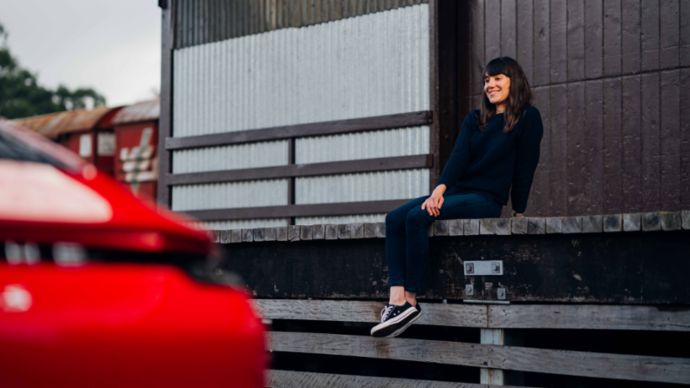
[{"left": 484, "top": 74, "right": 511, "bottom": 112}]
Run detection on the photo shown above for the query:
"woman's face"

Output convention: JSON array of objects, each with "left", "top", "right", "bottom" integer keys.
[{"left": 484, "top": 73, "right": 511, "bottom": 112}]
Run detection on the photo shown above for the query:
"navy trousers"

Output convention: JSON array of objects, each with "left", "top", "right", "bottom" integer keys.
[{"left": 385, "top": 192, "right": 502, "bottom": 293}]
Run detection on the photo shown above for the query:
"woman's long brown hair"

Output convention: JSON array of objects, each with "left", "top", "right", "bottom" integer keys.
[{"left": 480, "top": 57, "right": 532, "bottom": 132}]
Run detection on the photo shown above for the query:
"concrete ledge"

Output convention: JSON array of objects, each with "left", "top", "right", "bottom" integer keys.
[{"left": 212, "top": 210, "right": 690, "bottom": 244}]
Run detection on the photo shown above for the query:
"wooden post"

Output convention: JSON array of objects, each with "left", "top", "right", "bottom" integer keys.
[{"left": 480, "top": 329, "right": 504, "bottom": 385}]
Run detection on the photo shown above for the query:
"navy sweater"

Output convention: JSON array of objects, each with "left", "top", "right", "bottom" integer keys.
[{"left": 436, "top": 106, "right": 543, "bottom": 213}]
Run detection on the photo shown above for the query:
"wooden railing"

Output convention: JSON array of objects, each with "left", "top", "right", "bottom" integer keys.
[
  {"left": 214, "top": 210, "right": 690, "bottom": 386},
  {"left": 258, "top": 300, "right": 690, "bottom": 387}
]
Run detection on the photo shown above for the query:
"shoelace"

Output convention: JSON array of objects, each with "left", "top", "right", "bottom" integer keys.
[{"left": 380, "top": 305, "right": 396, "bottom": 322}]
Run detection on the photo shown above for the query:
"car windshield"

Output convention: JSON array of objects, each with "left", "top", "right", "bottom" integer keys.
[{"left": 0, "top": 130, "right": 68, "bottom": 167}]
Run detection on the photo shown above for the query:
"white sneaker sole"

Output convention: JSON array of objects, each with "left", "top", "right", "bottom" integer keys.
[
  {"left": 387, "top": 311, "right": 422, "bottom": 338},
  {"left": 370, "top": 307, "right": 418, "bottom": 337}
]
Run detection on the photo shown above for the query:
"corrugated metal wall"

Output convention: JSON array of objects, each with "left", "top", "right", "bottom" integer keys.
[
  {"left": 172, "top": 141, "right": 289, "bottom": 173},
  {"left": 462, "top": 0, "right": 690, "bottom": 216},
  {"left": 173, "top": 4, "right": 430, "bottom": 136},
  {"left": 171, "top": 179, "right": 289, "bottom": 211},
  {"left": 170, "top": 3, "right": 432, "bottom": 227},
  {"left": 295, "top": 170, "right": 429, "bottom": 204},
  {"left": 174, "top": 0, "right": 427, "bottom": 49},
  {"left": 295, "top": 127, "right": 429, "bottom": 164},
  {"left": 296, "top": 214, "right": 385, "bottom": 225}
]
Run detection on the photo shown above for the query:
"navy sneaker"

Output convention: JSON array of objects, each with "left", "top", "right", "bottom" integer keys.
[{"left": 370, "top": 302, "right": 421, "bottom": 337}]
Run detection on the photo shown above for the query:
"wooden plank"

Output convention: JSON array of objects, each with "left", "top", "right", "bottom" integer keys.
[
  {"left": 602, "top": 78, "right": 623, "bottom": 212},
  {"left": 621, "top": 0, "right": 641, "bottom": 74},
  {"left": 500, "top": 0, "right": 516, "bottom": 58},
  {"left": 641, "top": 0, "right": 660, "bottom": 71},
  {"left": 549, "top": 84, "right": 567, "bottom": 215},
  {"left": 621, "top": 75, "right": 642, "bottom": 212},
  {"left": 468, "top": 0, "right": 485, "bottom": 98},
  {"left": 584, "top": 0, "right": 603, "bottom": 78},
  {"left": 165, "top": 111, "right": 432, "bottom": 150},
  {"left": 484, "top": 0, "right": 501, "bottom": 60},
  {"left": 167, "top": 155, "right": 433, "bottom": 185},
  {"left": 681, "top": 69, "right": 690, "bottom": 208},
  {"left": 602, "top": 0, "right": 621, "bottom": 76},
  {"left": 256, "top": 300, "right": 690, "bottom": 331},
  {"left": 549, "top": 0, "right": 567, "bottom": 83},
  {"left": 659, "top": 0, "right": 679, "bottom": 69},
  {"left": 255, "top": 299, "right": 488, "bottom": 328},
  {"left": 660, "top": 70, "right": 681, "bottom": 210},
  {"left": 184, "top": 199, "right": 407, "bottom": 221},
  {"left": 566, "top": 0, "right": 585, "bottom": 81},
  {"left": 529, "top": 87, "right": 550, "bottom": 215},
  {"left": 269, "top": 332, "right": 690, "bottom": 384},
  {"left": 488, "top": 304, "right": 690, "bottom": 331},
  {"left": 532, "top": 0, "right": 550, "bottom": 87},
  {"left": 268, "top": 370, "right": 526, "bottom": 388},
  {"left": 480, "top": 329, "right": 505, "bottom": 384},
  {"left": 584, "top": 80, "right": 604, "bottom": 213},
  {"left": 566, "top": 83, "right": 586, "bottom": 214},
  {"left": 682, "top": 0, "right": 690, "bottom": 66},
  {"left": 516, "top": 0, "right": 533, "bottom": 82},
  {"left": 429, "top": 0, "right": 440, "bottom": 190},
  {"left": 640, "top": 73, "right": 661, "bottom": 211},
  {"left": 157, "top": 0, "right": 174, "bottom": 207}
]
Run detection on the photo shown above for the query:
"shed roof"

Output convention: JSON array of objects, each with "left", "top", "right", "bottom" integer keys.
[
  {"left": 14, "top": 106, "right": 120, "bottom": 139},
  {"left": 112, "top": 99, "right": 159, "bottom": 125}
]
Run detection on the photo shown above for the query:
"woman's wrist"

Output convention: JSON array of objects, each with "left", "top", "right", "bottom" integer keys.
[{"left": 432, "top": 184, "right": 447, "bottom": 196}]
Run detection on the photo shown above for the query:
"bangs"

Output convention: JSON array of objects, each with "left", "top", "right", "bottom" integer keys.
[{"left": 483, "top": 57, "right": 511, "bottom": 78}]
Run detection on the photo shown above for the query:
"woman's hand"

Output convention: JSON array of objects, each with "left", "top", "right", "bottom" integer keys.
[{"left": 421, "top": 185, "right": 447, "bottom": 217}]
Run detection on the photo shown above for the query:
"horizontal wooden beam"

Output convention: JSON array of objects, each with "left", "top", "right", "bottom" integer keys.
[
  {"left": 268, "top": 370, "right": 528, "bottom": 388},
  {"left": 270, "top": 332, "right": 690, "bottom": 384},
  {"left": 167, "top": 155, "right": 433, "bottom": 185},
  {"left": 255, "top": 300, "right": 690, "bottom": 331},
  {"left": 183, "top": 199, "right": 407, "bottom": 221},
  {"left": 165, "top": 111, "right": 432, "bottom": 150}
]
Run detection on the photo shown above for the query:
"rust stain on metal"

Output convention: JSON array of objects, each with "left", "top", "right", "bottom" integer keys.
[{"left": 14, "top": 106, "right": 119, "bottom": 139}]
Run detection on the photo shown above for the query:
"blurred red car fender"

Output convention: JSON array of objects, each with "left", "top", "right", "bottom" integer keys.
[{"left": 0, "top": 119, "right": 266, "bottom": 388}]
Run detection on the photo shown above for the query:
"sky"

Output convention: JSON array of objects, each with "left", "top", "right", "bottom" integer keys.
[{"left": 0, "top": 0, "right": 161, "bottom": 107}]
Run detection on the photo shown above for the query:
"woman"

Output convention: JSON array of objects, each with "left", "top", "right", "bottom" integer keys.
[{"left": 371, "top": 57, "right": 543, "bottom": 338}]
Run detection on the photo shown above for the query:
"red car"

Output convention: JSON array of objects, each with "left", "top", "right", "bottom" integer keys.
[{"left": 0, "top": 119, "right": 266, "bottom": 388}]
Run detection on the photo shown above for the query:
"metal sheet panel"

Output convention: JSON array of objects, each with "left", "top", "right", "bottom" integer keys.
[
  {"left": 295, "top": 126, "right": 429, "bottom": 164},
  {"left": 296, "top": 214, "right": 386, "bottom": 225},
  {"left": 295, "top": 169, "right": 429, "bottom": 204},
  {"left": 172, "top": 140, "right": 289, "bottom": 173},
  {"left": 171, "top": 179, "right": 289, "bottom": 211},
  {"left": 174, "top": 0, "right": 428, "bottom": 49},
  {"left": 173, "top": 4, "right": 430, "bottom": 137},
  {"left": 112, "top": 100, "right": 159, "bottom": 125}
]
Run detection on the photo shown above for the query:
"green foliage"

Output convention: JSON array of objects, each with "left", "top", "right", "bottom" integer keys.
[{"left": 0, "top": 22, "right": 107, "bottom": 119}]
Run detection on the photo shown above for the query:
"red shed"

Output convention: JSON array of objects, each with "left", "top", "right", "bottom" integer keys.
[
  {"left": 14, "top": 107, "right": 122, "bottom": 176},
  {"left": 111, "top": 99, "right": 160, "bottom": 201}
]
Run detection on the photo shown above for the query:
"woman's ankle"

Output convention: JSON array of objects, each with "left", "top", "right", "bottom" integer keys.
[
  {"left": 405, "top": 291, "right": 417, "bottom": 307},
  {"left": 389, "top": 286, "right": 406, "bottom": 305}
]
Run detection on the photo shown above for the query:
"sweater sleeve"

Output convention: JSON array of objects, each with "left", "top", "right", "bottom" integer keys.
[
  {"left": 511, "top": 106, "right": 544, "bottom": 213},
  {"left": 436, "top": 111, "right": 477, "bottom": 188}
]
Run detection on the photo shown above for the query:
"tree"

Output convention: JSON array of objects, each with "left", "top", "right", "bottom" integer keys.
[{"left": 0, "top": 22, "right": 106, "bottom": 119}]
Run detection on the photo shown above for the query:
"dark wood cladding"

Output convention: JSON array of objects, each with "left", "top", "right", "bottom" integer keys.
[
  {"left": 157, "top": 1, "right": 174, "bottom": 207},
  {"left": 167, "top": 155, "right": 433, "bottom": 185},
  {"left": 459, "top": 0, "right": 689, "bottom": 216},
  {"left": 184, "top": 199, "right": 407, "bottom": 221},
  {"left": 174, "top": 0, "right": 427, "bottom": 49},
  {"left": 165, "top": 111, "right": 432, "bottom": 150},
  {"left": 222, "top": 231, "right": 690, "bottom": 304}
]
